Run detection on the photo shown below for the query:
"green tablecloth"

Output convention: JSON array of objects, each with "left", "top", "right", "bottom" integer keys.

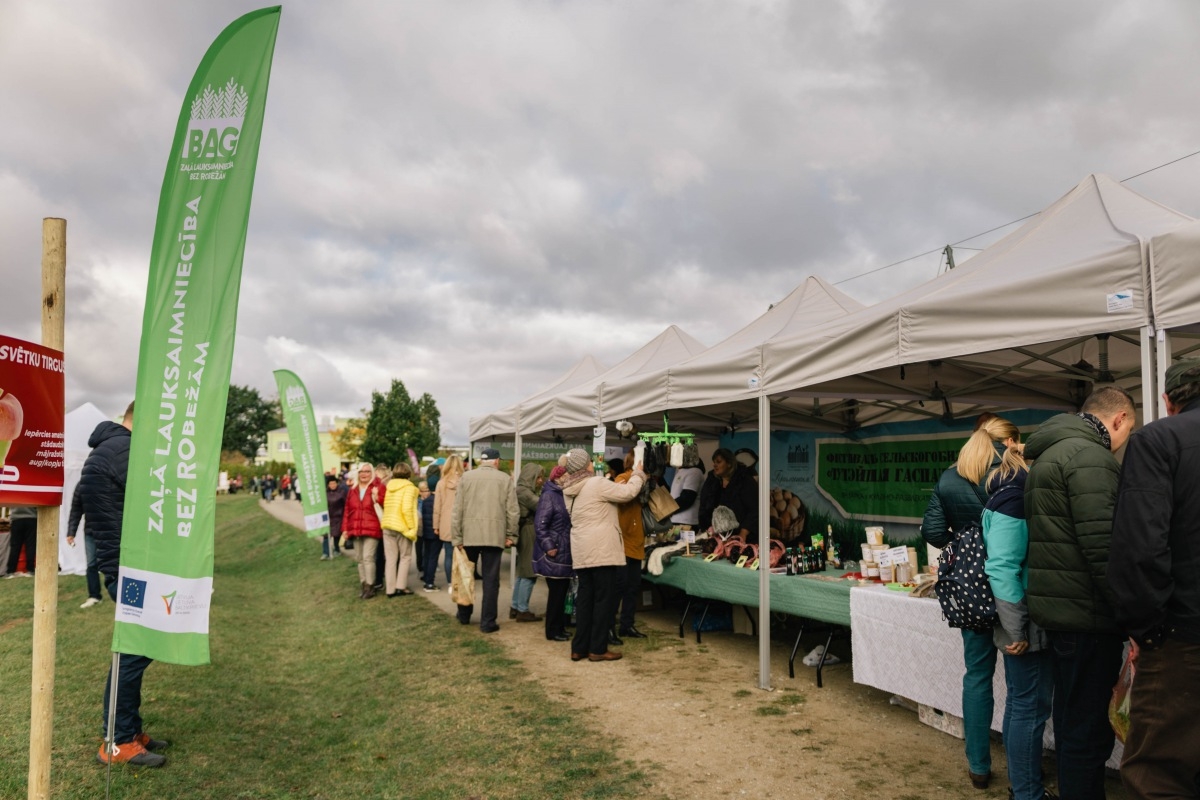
[{"left": 644, "top": 557, "right": 853, "bottom": 626}]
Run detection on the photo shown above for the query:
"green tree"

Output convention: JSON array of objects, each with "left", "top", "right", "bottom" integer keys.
[
  {"left": 331, "top": 416, "right": 366, "bottom": 463},
  {"left": 359, "top": 380, "right": 441, "bottom": 468},
  {"left": 222, "top": 384, "right": 283, "bottom": 459}
]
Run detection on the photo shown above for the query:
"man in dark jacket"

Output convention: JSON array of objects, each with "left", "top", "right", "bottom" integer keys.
[
  {"left": 75, "top": 402, "right": 167, "bottom": 768},
  {"left": 1109, "top": 360, "right": 1200, "bottom": 798},
  {"left": 1024, "top": 386, "right": 1135, "bottom": 800}
]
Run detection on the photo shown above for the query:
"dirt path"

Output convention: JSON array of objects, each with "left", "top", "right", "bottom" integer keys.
[{"left": 261, "top": 498, "right": 1127, "bottom": 800}]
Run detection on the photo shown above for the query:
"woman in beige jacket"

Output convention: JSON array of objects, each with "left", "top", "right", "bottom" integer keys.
[
  {"left": 560, "top": 449, "right": 644, "bottom": 662},
  {"left": 432, "top": 455, "right": 463, "bottom": 586}
]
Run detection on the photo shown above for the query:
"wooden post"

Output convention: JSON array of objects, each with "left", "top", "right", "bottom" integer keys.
[{"left": 29, "top": 218, "right": 65, "bottom": 800}]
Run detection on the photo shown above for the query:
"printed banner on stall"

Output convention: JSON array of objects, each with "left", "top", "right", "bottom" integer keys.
[
  {"left": 273, "top": 369, "right": 329, "bottom": 538},
  {"left": 0, "top": 336, "right": 65, "bottom": 506},
  {"left": 814, "top": 434, "right": 967, "bottom": 524},
  {"left": 724, "top": 408, "right": 1057, "bottom": 541},
  {"left": 115, "top": 7, "right": 281, "bottom": 666}
]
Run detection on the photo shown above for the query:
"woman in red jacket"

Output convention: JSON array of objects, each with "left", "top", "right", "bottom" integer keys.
[{"left": 342, "top": 463, "right": 386, "bottom": 598}]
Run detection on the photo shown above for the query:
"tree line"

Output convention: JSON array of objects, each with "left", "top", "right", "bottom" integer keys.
[{"left": 221, "top": 378, "right": 441, "bottom": 468}]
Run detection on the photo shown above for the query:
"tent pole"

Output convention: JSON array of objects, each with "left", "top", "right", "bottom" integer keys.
[
  {"left": 1155, "top": 327, "right": 1172, "bottom": 421},
  {"left": 510, "top": 430, "right": 522, "bottom": 590},
  {"left": 757, "top": 392, "right": 772, "bottom": 691},
  {"left": 1140, "top": 326, "right": 1159, "bottom": 423}
]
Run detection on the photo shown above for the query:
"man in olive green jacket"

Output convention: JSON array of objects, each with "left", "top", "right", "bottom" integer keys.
[
  {"left": 450, "top": 448, "right": 519, "bottom": 633},
  {"left": 1024, "top": 386, "right": 1135, "bottom": 800}
]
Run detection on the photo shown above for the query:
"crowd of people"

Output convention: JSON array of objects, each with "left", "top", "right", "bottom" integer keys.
[
  {"left": 6, "top": 359, "right": 1195, "bottom": 794},
  {"left": 922, "top": 366, "right": 1200, "bottom": 800}
]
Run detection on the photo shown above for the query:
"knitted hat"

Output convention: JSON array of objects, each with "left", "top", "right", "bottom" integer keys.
[
  {"left": 549, "top": 465, "right": 567, "bottom": 483},
  {"left": 565, "top": 448, "right": 591, "bottom": 474},
  {"left": 711, "top": 505, "right": 739, "bottom": 534},
  {"left": 1164, "top": 358, "right": 1200, "bottom": 394}
]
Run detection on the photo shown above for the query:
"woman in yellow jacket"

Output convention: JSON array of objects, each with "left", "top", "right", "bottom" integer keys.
[{"left": 381, "top": 461, "right": 420, "bottom": 597}]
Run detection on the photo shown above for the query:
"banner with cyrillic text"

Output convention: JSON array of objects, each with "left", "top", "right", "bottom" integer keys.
[
  {"left": 116, "top": 7, "right": 281, "bottom": 666},
  {"left": 273, "top": 369, "right": 330, "bottom": 538}
]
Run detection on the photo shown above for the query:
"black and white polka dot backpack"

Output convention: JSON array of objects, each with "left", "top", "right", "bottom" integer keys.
[{"left": 934, "top": 521, "right": 997, "bottom": 632}]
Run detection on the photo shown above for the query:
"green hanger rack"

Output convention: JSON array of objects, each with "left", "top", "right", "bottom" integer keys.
[{"left": 637, "top": 413, "right": 695, "bottom": 446}]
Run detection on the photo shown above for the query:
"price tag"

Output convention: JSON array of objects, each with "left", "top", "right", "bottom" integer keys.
[
  {"left": 735, "top": 555, "right": 749, "bottom": 568},
  {"left": 682, "top": 530, "right": 696, "bottom": 544},
  {"left": 747, "top": 558, "right": 760, "bottom": 570},
  {"left": 704, "top": 553, "right": 718, "bottom": 563}
]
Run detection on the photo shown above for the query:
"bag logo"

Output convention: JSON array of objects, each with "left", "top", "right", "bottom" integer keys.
[
  {"left": 285, "top": 385, "right": 307, "bottom": 412},
  {"left": 179, "top": 77, "right": 249, "bottom": 180}
]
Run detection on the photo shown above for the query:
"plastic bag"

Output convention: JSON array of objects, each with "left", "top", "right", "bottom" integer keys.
[
  {"left": 1109, "top": 643, "right": 1136, "bottom": 743},
  {"left": 450, "top": 547, "right": 475, "bottom": 607}
]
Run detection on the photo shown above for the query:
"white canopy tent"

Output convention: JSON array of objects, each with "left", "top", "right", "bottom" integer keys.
[
  {"left": 58, "top": 402, "right": 111, "bottom": 576},
  {"left": 514, "top": 325, "right": 709, "bottom": 440},
  {"left": 758, "top": 174, "right": 1194, "bottom": 428},
  {"left": 468, "top": 355, "right": 606, "bottom": 442},
  {"left": 596, "top": 276, "right": 866, "bottom": 434},
  {"left": 1146, "top": 221, "right": 1200, "bottom": 415}
]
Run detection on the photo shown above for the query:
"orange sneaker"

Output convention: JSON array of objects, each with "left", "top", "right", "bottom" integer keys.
[
  {"left": 95, "top": 740, "right": 166, "bottom": 767},
  {"left": 135, "top": 732, "right": 170, "bottom": 752}
]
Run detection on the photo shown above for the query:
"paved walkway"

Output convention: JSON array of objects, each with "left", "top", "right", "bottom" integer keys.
[{"left": 258, "top": 497, "right": 513, "bottom": 619}]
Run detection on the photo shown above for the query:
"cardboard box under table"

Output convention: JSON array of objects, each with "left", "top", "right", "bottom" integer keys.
[{"left": 644, "top": 557, "right": 853, "bottom": 685}]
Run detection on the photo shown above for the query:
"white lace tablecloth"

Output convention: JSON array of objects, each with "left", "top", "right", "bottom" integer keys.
[
  {"left": 850, "top": 584, "right": 1122, "bottom": 767},
  {"left": 850, "top": 584, "right": 1007, "bottom": 729}
]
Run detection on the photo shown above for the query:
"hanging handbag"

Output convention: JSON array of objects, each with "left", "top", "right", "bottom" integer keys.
[
  {"left": 642, "top": 504, "right": 673, "bottom": 535},
  {"left": 646, "top": 485, "right": 680, "bottom": 522}
]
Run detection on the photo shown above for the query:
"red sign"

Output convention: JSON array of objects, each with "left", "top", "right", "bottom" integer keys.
[{"left": 0, "top": 335, "right": 65, "bottom": 506}]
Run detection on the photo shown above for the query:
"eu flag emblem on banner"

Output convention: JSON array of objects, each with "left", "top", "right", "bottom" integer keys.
[{"left": 121, "top": 577, "right": 148, "bottom": 609}]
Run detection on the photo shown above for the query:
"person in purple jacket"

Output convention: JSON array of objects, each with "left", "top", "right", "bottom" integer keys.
[{"left": 533, "top": 465, "right": 574, "bottom": 642}]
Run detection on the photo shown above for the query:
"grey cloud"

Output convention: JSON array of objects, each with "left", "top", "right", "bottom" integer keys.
[{"left": 4, "top": 0, "right": 1200, "bottom": 444}]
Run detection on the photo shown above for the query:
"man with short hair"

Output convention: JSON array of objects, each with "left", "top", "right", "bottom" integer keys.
[
  {"left": 1024, "top": 385, "right": 1136, "bottom": 800},
  {"left": 81, "top": 402, "right": 168, "bottom": 768},
  {"left": 1109, "top": 360, "right": 1200, "bottom": 798},
  {"left": 449, "top": 448, "right": 518, "bottom": 633}
]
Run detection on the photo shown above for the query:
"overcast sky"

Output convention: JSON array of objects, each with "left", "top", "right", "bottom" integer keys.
[{"left": 4, "top": 0, "right": 1200, "bottom": 444}]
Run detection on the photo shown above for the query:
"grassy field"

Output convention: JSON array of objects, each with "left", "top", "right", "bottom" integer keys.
[{"left": 0, "top": 494, "right": 649, "bottom": 799}]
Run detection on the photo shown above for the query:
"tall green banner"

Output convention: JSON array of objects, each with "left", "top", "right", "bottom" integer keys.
[
  {"left": 273, "top": 369, "right": 330, "bottom": 538},
  {"left": 115, "top": 7, "right": 281, "bottom": 666}
]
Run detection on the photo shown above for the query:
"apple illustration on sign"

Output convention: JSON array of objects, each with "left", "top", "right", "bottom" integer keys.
[{"left": 0, "top": 388, "right": 24, "bottom": 470}]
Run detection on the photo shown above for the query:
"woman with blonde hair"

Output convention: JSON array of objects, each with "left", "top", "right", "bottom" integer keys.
[
  {"left": 381, "top": 461, "right": 419, "bottom": 597},
  {"left": 433, "top": 455, "right": 464, "bottom": 585},
  {"left": 921, "top": 414, "right": 1020, "bottom": 791},
  {"left": 980, "top": 442, "right": 1053, "bottom": 800}
]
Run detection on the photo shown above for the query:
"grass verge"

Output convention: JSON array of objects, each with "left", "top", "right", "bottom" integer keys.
[{"left": 0, "top": 494, "right": 647, "bottom": 799}]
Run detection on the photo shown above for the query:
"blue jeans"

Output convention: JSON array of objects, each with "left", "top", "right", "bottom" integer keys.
[
  {"left": 962, "top": 627, "right": 998, "bottom": 775},
  {"left": 101, "top": 579, "right": 153, "bottom": 743},
  {"left": 84, "top": 533, "right": 102, "bottom": 600},
  {"left": 420, "top": 536, "right": 440, "bottom": 586},
  {"left": 1049, "top": 631, "right": 1123, "bottom": 800},
  {"left": 511, "top": 576, "right": 536, "bottom": 612},
  {"left": 1003, "top": 649, "right": 1054, "bottom": 800}
]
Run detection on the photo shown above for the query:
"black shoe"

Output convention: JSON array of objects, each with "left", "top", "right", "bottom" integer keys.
[
  {"left": 509, "top": 607, "right": 518, "bottom": 619},
  {"left": 480, "top": 623, "right": 500, "bottom": 634},
  {"left": 619, "top": 627, "right": 647, "bottom": 639},
  {"left": 549, "top": 632, "right": 570, "bottom": 642},
  {"left": 608, "top": 630, "right": 624, "bottom": 646}
]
